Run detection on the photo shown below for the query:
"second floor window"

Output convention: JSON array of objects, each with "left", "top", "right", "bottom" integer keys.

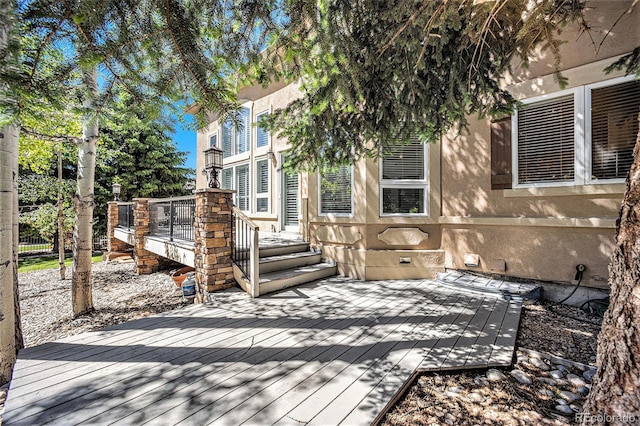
[{"left": 222, "top": 107, "right": 250, "bottom": 158}]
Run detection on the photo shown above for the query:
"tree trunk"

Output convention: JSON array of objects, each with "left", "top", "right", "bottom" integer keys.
[
  {"left": 582, "top": 117, "right": 640, "bottom": 423},
  {"left": 71, "top": 65, "right": 98, "bottom": 316},
  {"left": 0, "top": 124, "right": 22, "bottom": 385},
  {"left": 57, "top": 147, "right": 66, "bottom": 280},
  {"left": 0, "top": 0, "right": 23, "bottom": 386}
]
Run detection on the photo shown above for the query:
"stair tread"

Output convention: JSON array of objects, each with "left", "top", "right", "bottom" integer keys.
[
  {"left": 259, "top": 262, "right": 336, "bottom": 283},
  {"left": 259, "top": 251, "right": 320, "bottom": 264}
]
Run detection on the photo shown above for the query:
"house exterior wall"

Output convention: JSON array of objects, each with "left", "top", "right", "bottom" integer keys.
[
  {"left": 440, "top": 1, "right": 639, "bottom": 289},
  {"left": 194, "top": 1, "right": 638, "bottom": 288}
]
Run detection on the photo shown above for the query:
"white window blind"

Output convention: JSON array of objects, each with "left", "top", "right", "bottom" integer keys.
[
  {"left": 320, "top": 165, "right": 352, "bottom": 214},
  {"left": 236, "top": 164, "right": 249, "bottom": 211},
  {"left": 221, "top": 107, "right": 250, "bottom": 158},
  {"left": 591, "top": 80, "right": 639, "bottom": 180},
  {"left": 256, "top": 159, "right": 269, "bottom": 213},
  {"left": 381, "top": 138, "right": 428, "bottom": 215},
  {"left": 256, "top": 112, "right": 269, "bottom": 148},
  {"left": 517, "top": 94, "right": 575, "bottom": 184},
  {"left": 221, "top": 168, "right": 233, "bottom": 190},
  {"left": 382, "top": 140, "right": 425, "bottom": 180},
  {"left": 209, "top": 134, "right": 217, "bottom": 148}
]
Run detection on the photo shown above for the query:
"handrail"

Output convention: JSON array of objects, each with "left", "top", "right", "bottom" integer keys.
[
  {"left": 148, "top": 194, "right": 196, "bottom": 202},
  {"left": 231, "top": 206, "right": 260, "bottom": 229},
  {"left": 231, "top": 206, "right": 260, "bottom": 298}
]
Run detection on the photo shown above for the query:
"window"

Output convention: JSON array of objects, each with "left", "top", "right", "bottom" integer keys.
[
  {"left": 222, "top": 107, "right": 250, "bottom": 158},
  {"left": 256, "top": 112, "right": 270, "bottom": 148},
  {"left": 236, "top": 164, "right": 249, "bottom": 211},
  {"left": 380, "top": 138, "right": 428, "bottom": 215},
  {"left": 513, "top": 77, "right": 639, "bottom": 187},
  {"left": 209, "top": 133, "right": 217, "bottom": 148},
  {"left": 319, "top": 165, "right": 353, "bottom": 215},
  {"left": 255, "top": 159, "right": 269, "bottom": 213},
  {"left": 221, "top": 164, "right": 250, "bottom": 212}
]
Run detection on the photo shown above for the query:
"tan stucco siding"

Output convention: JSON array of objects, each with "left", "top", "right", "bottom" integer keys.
[{"left": 442, "top": 224, "right": 614, "bottom": 289}]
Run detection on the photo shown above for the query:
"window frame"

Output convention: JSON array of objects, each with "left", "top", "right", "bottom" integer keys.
[
  {"left": 208, "top": 131, "right": 218, "bottom": 148},
  {"left": 512, "top": 76, "right": 638, "bottom": 189},
  {"left": 255, "top": 110, "right": 270, "bottom": 150},
  {"left": 255, "top": 157, "right": 270, "bottom": 214},
  {"left": 318, "top": 164, "right": 354, "bottom": 217},
  {"left": 379, "top": 140, "right": 429, "bottom": 217},
  {"left": 222, "top": 107, "right": 251, "bottom": 159},
  {"left": 221, "top": 162, "right": 250, "bottom": 212}
]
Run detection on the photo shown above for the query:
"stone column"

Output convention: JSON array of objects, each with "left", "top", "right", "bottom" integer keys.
[
  {"left": 106, "top": 202, "right": 129, "bottom": 258},
  {"left": 133, "top": 198, "right": 159, "bottom": 274},
  {"left": 194, "top": 188, "right": 235, "bottom": 301}
]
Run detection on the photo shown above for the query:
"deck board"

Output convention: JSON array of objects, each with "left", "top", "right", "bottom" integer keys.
[{"left": 4, "top": 277, "right": 522, "bottom": 426}]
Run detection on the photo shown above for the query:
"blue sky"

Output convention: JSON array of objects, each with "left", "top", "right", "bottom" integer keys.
[{"left": 171, "top": 115, "right": 197, "bottom": 173}]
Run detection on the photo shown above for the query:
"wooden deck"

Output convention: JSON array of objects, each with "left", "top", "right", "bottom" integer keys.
[{"left": 4, "top": 277, "right": 522, "bottom": 426}]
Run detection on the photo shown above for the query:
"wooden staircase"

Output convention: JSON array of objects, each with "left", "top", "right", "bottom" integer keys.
[{"left": 234, "top": 241, "right": 337, "bottom": 297}]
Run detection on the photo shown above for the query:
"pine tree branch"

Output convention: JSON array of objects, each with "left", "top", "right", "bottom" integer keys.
[{"left": 20, "top": 126, "right": 80, "bottom": 144}]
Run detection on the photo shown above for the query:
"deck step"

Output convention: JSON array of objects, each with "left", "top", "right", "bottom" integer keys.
[
  {"left": 259, "top": 262, "right": 337, "bottom": 295},
  {"left": 259, "top": 251, "right": 323, "bottom": 274},
  {"left": 258, "top": 242, "right": 310, "bottom": 258},
  {"left": 436, "top": 271, "right": 542, "bottom": 302}
]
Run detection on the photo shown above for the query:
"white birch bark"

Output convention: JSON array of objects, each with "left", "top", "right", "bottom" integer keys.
[
  {"left": 0, "top": 124, "right": 20, "bottom": 384},
  {"left": 71, "top": 65, "right": 98, "bottom": 316},
  {"left": 57, "top": 147, "right": 66, "bottom": 280}
]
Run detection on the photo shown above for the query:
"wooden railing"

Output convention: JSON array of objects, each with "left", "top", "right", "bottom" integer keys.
[{"left": 231, "top": 206, "right": 260, "bottom": 298}]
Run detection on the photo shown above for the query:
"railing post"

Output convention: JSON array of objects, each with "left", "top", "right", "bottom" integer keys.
[
  {"left": 250, "top": 228, "right": 260, "bottom": 298},
  {"left": 194, "top": 188, "right": 236, "bottom": 303},
  {"left": 169, "top": 200, "right": 175, "bottom": 242},
  {"left": 133, "top": 198, "right": 159, "bottom": 274},
  {"left": 106, "top": 201, "right": 129, "bottom": 259}
]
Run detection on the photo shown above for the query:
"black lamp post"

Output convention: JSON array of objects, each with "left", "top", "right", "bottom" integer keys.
[
  {"left": 203, "top": 146, "right": 224, "bottom": 188},
  {"left": 112, "top": 182, "right": 122, "bottom": 201}
]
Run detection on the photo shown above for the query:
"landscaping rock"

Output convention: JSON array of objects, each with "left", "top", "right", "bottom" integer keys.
[
  {"left": 550, "top": 370, "right": 565, "bottom": 379},
  {"left": 567, "top": 373, "right": 586, "bottom": 387},
  {"left": 558, "top": 390, "right": 580, "bottom": 403},
  {"left": 529, "top": 357, "right": 550, "bottom": 371},
  {"left": 583, "top": 368, "right": 597, "bottom": 383},
  {"left": 555, "top": 404, "right": 575, "bottom": 416},
  {"left": 577, "top": 385, "right": 591, "bottom": 396},
  {"left": 539, "top": 389, "right": 555, "bottom": 398},
  {"left": 468, "top": 392, "right": 484, "bottom": 403},
  {"left": 536, "top": 377, "right": 556, "bottom": 386},
  {"left": 510, "top": 369, "right": 533, "bottom": 385},
  {"left": 486, "top": 369, "right": 507, "bottom": 382}
]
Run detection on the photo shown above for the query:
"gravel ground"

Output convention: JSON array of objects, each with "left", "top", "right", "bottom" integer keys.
[
  {"left": 0, "top": 263, "right": 603, "bottom": 425},
  {"left": 18, "top": 260, "right": 187, "bottom": 348}
]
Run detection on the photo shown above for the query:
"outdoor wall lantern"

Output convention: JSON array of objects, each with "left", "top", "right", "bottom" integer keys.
[
  {"left": 203, "top": 146, "right": 224, "bottom": 188},
  {"left": 112, "top": 182, "right": 122, "bottom": 201}
]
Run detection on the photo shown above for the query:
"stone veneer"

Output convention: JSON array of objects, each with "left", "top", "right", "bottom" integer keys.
[
  {"left": 107, "top": 202, "right": 130, "bottom": 255},
  {"left": 133, "top": 198, "right": 159, "bottom": 274},
  {"left": 194, "top": 188, "right": 235, "bottom": 300}
]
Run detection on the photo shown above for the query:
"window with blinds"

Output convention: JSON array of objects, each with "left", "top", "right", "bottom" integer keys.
[
  {"left": 236, "top": 164, "right": 249, "bottom": 211},
  {"left": 319, "top": 165, "right": 352, "bottom": 215},
  {"left": 381, "top": 139, "right": 428, "bottom": 215},
  {"left": 513, "top": 77, "right": 638, "bottom": 187},
  {"left": 256, "top": 112, "right": 269, "bottom": 148},
  {"left": 517, "top": 94, "right": 575, "bottom": 184},
  {"left": 256, "top": 159, "right": 269, "bottom": 213},
  {"left": 221, "top": 168, "right": 233, "bottom": 190},
  {"left": 209, "top": 133, "right": 217, "bottom": 148},
  {"left": 590, "top": 79, "right": 639, "bottom": 181},
  {"left": 221, "top": 107, "right": 250, "bottom": 158}
]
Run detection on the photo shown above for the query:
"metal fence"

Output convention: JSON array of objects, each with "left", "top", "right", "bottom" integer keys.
[
  {"left": 18, "top": 234, "right": 107, "bottom": 254},
  {"left": 149, "top": 196, "right": 196, "bottom": 242},
  {"left": 117, "top": 203, "right": 135, "bottom": 230}
]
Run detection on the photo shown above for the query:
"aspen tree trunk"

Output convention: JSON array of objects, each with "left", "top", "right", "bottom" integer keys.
[
  {"left": 582, "top": 116, "right": 640, "bottom": 423},
  {"left": 0, "top": 124, "right": 22, "bottom": 385},
  {"left": 0, "top": 0, "right": 23, "bottom": 385},
  {"left": 57, "top": 147, "right": 66, "bottom": 280},
  {"left": 72, "top": 65, "right": 98, "bottom": 316}
]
